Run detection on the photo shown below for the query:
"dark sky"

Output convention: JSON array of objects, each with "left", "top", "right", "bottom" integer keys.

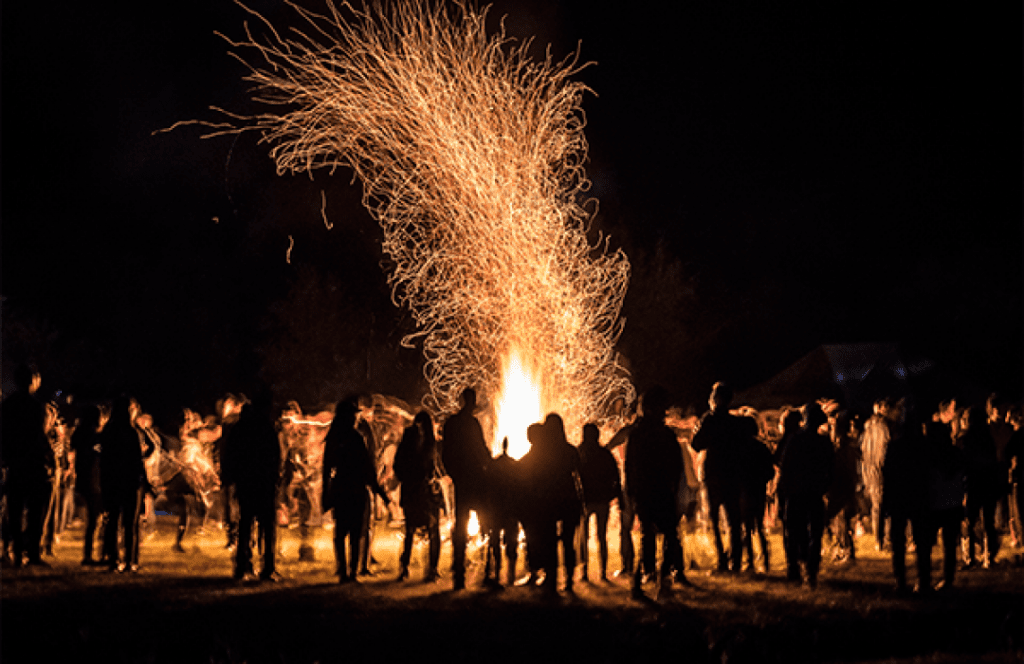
[{"left": 3, "top": 1, "right": 1020, "bottom": 417}]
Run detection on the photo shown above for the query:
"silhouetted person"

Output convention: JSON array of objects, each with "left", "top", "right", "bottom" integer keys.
[
  {"left": 519, "top": 422, "right": 548, "bottom": 586},
  {"left": 71, "top": 403, "right": 105, "bottom": 565},
  {"left": 484, "top": 437, "right": 522, "bottom": 587},
  {"left": 355, "top": 396, "right": 380, "bottom": 576},
  {"left": 322, "top": 400, "right": 388, "bottom": 583},
  {"left": 958, "top": 405, "right": 1002, "bottom": 567},
  {"left": 776, "top": 402, "right": 833, "bottom": 588},
  {"left": 882, "top": 407, "right": 930, "bottom": 592},
  {"left": 826, "top": 411, "right": 862, "bottom": 565},
  {"left": 626, "top": 387, "right": 687, "bottom": 598},
  {"left": 738, "top": 414, "right": 774, "bottom": 574},
  {"left": 578, "top": 422, "right": 621, "bottom": 582},
  {"left": 441, "top": 388, "right": 490, "bottom": 590},
  {"left": 100, "top": 396, "right": 152, "bottom": 573},
  {"left": 691, "top": 381, "right": 745, "bottom": 573},
  {"left": 394, "top": 411, "right": 442, "bottom": 582},
  {"left": 222, "top": 394, "right": 283, "bottom": 581},
  {"left": 1, "top": 365, "right": 55, "bottom": 567},
  {"left": 920, "top": 410, "right": 965, "bottom": 591}
]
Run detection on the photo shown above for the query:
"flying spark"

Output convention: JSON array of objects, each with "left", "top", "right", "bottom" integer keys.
[{"left": 203, "top": 0, "right": 634, "bottom": 446}]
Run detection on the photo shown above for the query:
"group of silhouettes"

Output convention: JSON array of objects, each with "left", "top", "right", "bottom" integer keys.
[{"left": 4, "top": 361, "right": 1022, "bottom": 598}]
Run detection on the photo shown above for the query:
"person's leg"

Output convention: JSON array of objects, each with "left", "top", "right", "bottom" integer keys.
[
  {"left": 260, "top": 494, "right": 278, "bottom": 578},
  {"left": 580, "top": 509, "right": 592, "bottom": 580},
  {"left": 890, "top": 512, "right": 908, "bottom": 590},
  {"left": 940, "top": 509, "right": 960, "bottom": 586},
  {"left": 619, "top": 497, "right": 635, "bottom": 576},
  {"left": 707, "top": 487, "right": 728, "bottom": 571},
  {"left": 781, "top": 498, "right": 801, "bottom": 581},
  {"left": 452, "top": 502, "right": 469, "bottom": 588},
  {"left": 561, "top": 515, "right": 577, "bottom": 591},
  {"left": 235, "top": 502, "right": 254, "bottom": 578},
  {"left": 399, "top": 519, "right": 415, "bottom": 578},
  {"left": 595, "top": 503, "right": 610, "bottom": 580}
]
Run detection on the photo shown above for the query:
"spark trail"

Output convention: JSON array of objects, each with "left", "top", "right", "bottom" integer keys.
[{"left": 201, "top": 0, "right": 634, "bottom": 453}]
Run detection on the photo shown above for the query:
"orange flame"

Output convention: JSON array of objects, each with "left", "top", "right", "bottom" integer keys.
[{"left": 492, "top": 351, "right": 543, "bottom": 460}]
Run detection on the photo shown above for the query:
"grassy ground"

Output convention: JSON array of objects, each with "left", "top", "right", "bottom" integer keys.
[{"left": 3, "top": 515, "right": 1022, "bottom": 663}]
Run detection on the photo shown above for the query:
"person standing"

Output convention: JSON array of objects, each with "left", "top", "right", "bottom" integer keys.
[
  {"left": 578, "top": 422, "right": 621, "bottom": 582},
  {"left": 920, "top": 409, "right": 965, "bottom": 592},
  {"left": 881, "top": 406, "right": 930, "bottom": 592},
  {"left": 959, "top": 405, "right": 1002, "bottom": 568},
  {"left": 221, "top": 394, "right": 283, "bottom": 582},
  {"left": 441, "top": 388, "right": 491, "bottom": 590},
  {"left": 394, "top": 411, "right": 443, "bottom": 582},
  {"left": 691, "top": 382, "right": 746, "bottom": 573},
  {"left": 1, "top": 365, "right": 54, "bottom": 567},
  {"left": 483, "top": 436, "right": 522, "bottom": 587},
  {"left": 70, "top": 404, "right": 105, "bottom": 565},
  {"left": 775, "top": 402, "right": 834, "bottom": 588},
  {"left": 626, "top": 387, "right": 687, "bottom": 599},
  {"left": 738, "top": 414, "right": 775, "bottom": 574},
  {"left": 322, "top": 400, "right": 389, "bottom": 583},
  {"left": 100, "top": 396, "right": 152, "bottom": 573},
  {"left": 826, "top": 411, "right": 862, "bottom": 566}
]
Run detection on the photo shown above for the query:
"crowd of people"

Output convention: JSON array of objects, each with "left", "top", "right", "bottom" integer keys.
[{"left": 2, "top": 362, "right": 1022, "bottom": 600}]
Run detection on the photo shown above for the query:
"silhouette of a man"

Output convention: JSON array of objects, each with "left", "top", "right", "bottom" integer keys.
[
  {"left": 1, "top": 365, "right": 54, "bottom": 567},
  {"left": 441, "top": 388, "right": 490, "bottom": 590}
]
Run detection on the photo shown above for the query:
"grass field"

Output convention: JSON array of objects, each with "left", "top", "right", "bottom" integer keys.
[{"left": 3, "top": 514, "right": 1022, "bottom": 663}]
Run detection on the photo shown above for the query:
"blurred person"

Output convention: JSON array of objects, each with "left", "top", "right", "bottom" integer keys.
[
  {"left": 1004, "top": 404, "right": 1022, "bottom": 549},
  {"left": 70, "top": 403, "right": 105, "bottom": 565},
  {"left": 355, "top": 395, "right": 380, "bottom": 576},
  {"left": 578, "top": 422, "right": 621, "bottom": 582},
  {"left": 986, "top": 393, "right": 1014, "bottom": 534},
  {"left": 100, "top": 396, "right": 153, "bottom": 573},
  {"left": 1, "top": 365, "right": 55, "bottom": 567},
  {"left": 861, "top": 398, "right": 895, "bottom": 551},
  {"left": 958, "top": 405, "right": 1002, "bottom": 568},
  {"left": 222, "top": 393, "right": 284, "bottom": 582},
  {"left": 441, "top": 388, "right": 491, "bottom": 590},
  {"left": 393, "top": 411, "right": 443, "bottom": 583},
  {"left": 322, "top": 400, "right": 389, "bottom": 583},
  {"left": 483, "top": 436, "right": 522, "bottom": 587},
  {"left": 626, "top": 387, "right": 687, "bottom": 599},
  {"left": 775, "top": 402, "right": 834, "bottom": 588},
  {"left": 738, "top": 413, "right": 775, "bottom": 574},
  {"left": 215, "top": 393, "right": 245, "bottom": 550},
  {"left": 691, "top": 381, "right": 746, "bottom": 573},
  {"left": 826, "top": 411, "right": 862, "bottom": 565}
]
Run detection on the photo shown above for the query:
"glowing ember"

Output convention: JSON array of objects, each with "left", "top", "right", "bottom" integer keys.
[
  {"left": 187, "top": 0, "right": 635, "bottom": 434},
  {"left": 467, "top": 510, "right": 480, "bottom": 538},
  {"left": 492, "top": 351, "right": 543, "bottom": 459}
]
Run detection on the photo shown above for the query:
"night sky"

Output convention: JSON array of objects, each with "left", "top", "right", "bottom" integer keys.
[{"left": 3, "top": 1, "right": 1020, "bottom": 424}]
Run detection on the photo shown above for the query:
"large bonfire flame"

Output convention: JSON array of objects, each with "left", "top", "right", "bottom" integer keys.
[{"left": 191, "top": 0, "right": 634, "bottom": 448}]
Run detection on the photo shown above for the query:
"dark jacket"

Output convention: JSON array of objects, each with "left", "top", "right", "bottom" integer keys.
[
  {"left": 1, "top": 391, "right": 54, "bottom": 480},
  {"left": 322, "top": 421, "right": 386, "bottom": 514},
  {"left": 776, "top": 428, "right": 834, "bottom": 499},
  {"left": 625, "top": 416, "right": 682, "bottom": 511},
  {"left": 441, "top": 408, "right": 490, "bottom": 504},
  {"left": 579, "top": 441, "right": 622, "bottom": 508},
  {"left": 880, "top": 424, "right": 928, "bottom": 516},
  {"left": 221, "top": 405, "right": 282, "bottom": 501},
  {"left": 691, "top": 409, "right": 746, "bottom": 490}
]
